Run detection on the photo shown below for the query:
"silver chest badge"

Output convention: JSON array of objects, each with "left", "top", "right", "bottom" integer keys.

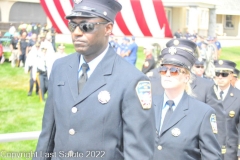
[
  {"left": 171, "top": 128, "right": 181, "bottom": 137},
  {"left": 98, "top": 91, "right": 110, "bottom": 104}
]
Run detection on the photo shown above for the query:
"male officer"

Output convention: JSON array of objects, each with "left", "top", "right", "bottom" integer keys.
[
  {"left": 214, "top": 60, "right": 240, "bottom": 160},
  {"left": 148, "top": 39, "right": 227, "bottom": 155},
  {"left": 192, "top": 58, "right": 206, "bottom": 78},
  {"left": 34, "top": 0, "right": 155, "bottom": 160},
  {"left": 122, "top": 36, "right": 138, "bottom": 66},
  {"left": 153, "top": 41, "right": 221, "bottom": 160},
  {"left": 231, "top": 68, "right": 240, "bottom": 89}
]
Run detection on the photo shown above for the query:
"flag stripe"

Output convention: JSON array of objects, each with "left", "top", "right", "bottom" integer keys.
[
  {"left": 140, "top": 0, "right": 164, "bottom": 37},
  {"left": 119, "top": 0, "right": 144, "bottom": 37},
  {"left": 53, "top": 0, "right": 68, "bottom": 26},
  {"left": 40, "top": 0, "right": 172, "bottom": 37},
  {"left": 40, "top": 0, "right": 61, "bottom": 33},
  {"left": 45, "top": 0, "right": 70, "bottom": 34},
  {"left": 130, "top": 0, "right": 152, "bottom": 36},
  {"left": 115, "top": 12, "right": 132, "bottom": 36},
  {"left": 152, "top": 0, "right": 172, "bottom": 37}
]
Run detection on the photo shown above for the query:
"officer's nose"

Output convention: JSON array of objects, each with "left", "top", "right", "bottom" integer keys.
[{"left": 73, "top": 26, "right": 83, "bottom": 36}]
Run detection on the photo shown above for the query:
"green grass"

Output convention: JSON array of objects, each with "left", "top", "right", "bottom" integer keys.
[
  {"left": 221, "top": 46, "right": 240, "bottom": 70},
  {"left": 0, "top": 45, "right": 239, "bottom": 158}
]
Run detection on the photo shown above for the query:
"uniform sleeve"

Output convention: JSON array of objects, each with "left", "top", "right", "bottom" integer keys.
[
  {"left": 33, "top": 63, "right": 56, "bottom": 160},
  {"left": 237, "top": 109, "right": 240, "bottom": 156},
  {"left": 122, "top": 76, "right": 155, "bottom": 160},
  {"left": 206, "top": 84, "right": 227, "bottom": 150},
  {"left": 199, "top": 108, "right": 221, "bottom": 160}
]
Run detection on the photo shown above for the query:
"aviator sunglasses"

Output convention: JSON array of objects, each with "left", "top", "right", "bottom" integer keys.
[
  {"left": 215, "top": 72, "right": 230, "bottom": 77},
  {"left": 159, "top": 66, "right": 185, "bottom": 76},
  {"left": 195, "top": 65, "right": 204, "bottom": 69},
  {"left": 68, "top": 21, "right": 108, "bottom": 33}
]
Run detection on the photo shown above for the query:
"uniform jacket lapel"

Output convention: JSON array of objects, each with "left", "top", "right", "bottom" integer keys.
[
  {"left": 160, "top": 92, "right": 189, "bottom": 136},
  {"left": 74, "top": 47, "right": 116, "bottom": 106},
  {"left": 153, "top": 94, "right": 164, "bottom": 132},
  {"left": 190, "top": 74, "right": 197, "bottom": 90},
  {"left": 67, "top": 53, "right": 80, "bottom": 102},
  {"left": 223, "top": 85, "right": 237, "bottom": 110}
]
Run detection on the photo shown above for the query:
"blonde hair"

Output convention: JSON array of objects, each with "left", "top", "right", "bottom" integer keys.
[{"left": 182, "top": 68, "right": 195, "bottom": 97}]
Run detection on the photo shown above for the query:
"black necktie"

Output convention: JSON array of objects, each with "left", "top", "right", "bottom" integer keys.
[
  {"left": 162, "top": 100, "right": 174, "bottom": 130},
  {"left": 78, "top": 63, "right": 89, "bottom": 94},
  {"left": 220, "top": 91, "right": 224, "bottom": 100}
]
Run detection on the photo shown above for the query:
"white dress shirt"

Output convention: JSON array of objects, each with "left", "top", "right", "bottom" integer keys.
[
  {"left": 78, "top": 44, "right": 109, "bottom": 78},
  {"left": 217, "top": 85, "right": 230, "bottom": 101},
  {"left": 160, "top": 91, "right": 184, "bottom": 131}
]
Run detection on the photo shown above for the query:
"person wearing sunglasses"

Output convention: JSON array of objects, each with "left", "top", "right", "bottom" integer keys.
[
  {"left": 231, "top": 68, "right": 240, "bottom": 90},
  {"left": 192, "top": 58, "right": 206, "bottom": 78},
  {"left": 153, "top": 43, "right": 221, "bottom": 159},
  {"left": 214, "top": 60, "right": 240, "bottom": 160},
  {"left": 34, "top": 0, "right": 155, "bottom": 160}
]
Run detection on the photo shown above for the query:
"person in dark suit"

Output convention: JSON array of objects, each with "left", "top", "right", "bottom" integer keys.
[
  {"left": 153, "top": 40, "right": 221, "bottom": 160},
  {"left": 214, "top": 60, "right": 240, "bottom": 160},
  {"left": 33, "top": 0, "right": 155, "bottom": 160},
  {"left": 148, "top": 39, "right": 227, "bottom": 155}
]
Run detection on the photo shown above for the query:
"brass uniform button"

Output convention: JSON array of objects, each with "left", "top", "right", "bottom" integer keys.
[
  {"left": 69, "top": 129, "right": 75, "bottom": 135},
  {"left": 157, "top": 145, "right": 162, "bottom": 150},
  {"left": 72, "top": 107, "right": 78, "bottom": 113}
]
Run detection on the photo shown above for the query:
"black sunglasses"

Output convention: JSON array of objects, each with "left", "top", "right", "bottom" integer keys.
[
  {"left": 68, "top": 21, "right": 108, "bottom": 33},
  {"left": 159, "top": 66, "right": 185, "bottom": 76},
  {"left": 195, "top": 65, "right": 204, "bottom": 69},
  {"left": 215, "top": 72, "right": 229, "bottom": 77}
]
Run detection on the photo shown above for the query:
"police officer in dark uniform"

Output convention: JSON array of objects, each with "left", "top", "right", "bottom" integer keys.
[
  {"left": 231, "top": 68, "right": 240, "bottom": 88},
  {"left": 142, "top": 44, "right": 155, "bottom": 74},
  {"left": 148, "top": 39, "right": 227, "bottom": 156},
  {"left": 34, "top": 0, "right": 155, "bottom": 159},
  {"left": 18, "top": 31, "right": 29, "bottom": 67},
  {"left": 214, "top": 60, "right": 240, "bottom": 160},
  {"left": 153, "top": 40, "right": 221, "bottom": 160}
]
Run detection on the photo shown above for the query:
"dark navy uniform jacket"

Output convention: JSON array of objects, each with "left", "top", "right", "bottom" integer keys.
[
  {"left": 222, "top": 85, "right": 240, "bottom": 160},
  {"left": 153, "top": 92, "right": 221, "bottom": 160},
  {"left": 34, "top": 47, "right": 155, "bottom": 160}
]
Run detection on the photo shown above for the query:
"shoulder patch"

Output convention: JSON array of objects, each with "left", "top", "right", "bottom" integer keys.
[
  {"left": 210, "top": 114, "right": 218, "bottom": 134},
  {"left": 136, "top": 81, "right": 152, "bottom": 109}
]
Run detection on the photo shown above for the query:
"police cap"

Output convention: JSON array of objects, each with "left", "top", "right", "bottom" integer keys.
[
  {"left": 160, "top": 39, "right": 197, "bottom": 70},
  {"left": 194, "top": 58, "right": 205, "bottom": 66},
  {"left": 214, "top": 60, "right": 236, "bottom": 72},
  {"left": 66, "top": 0, "right": 122, "bottom": 23},
  {"left": 233, "top": 68, "right": 240, "bottom": 77},
  {"left": 166, "top": 39, "right": 197, "bottom": 54}
]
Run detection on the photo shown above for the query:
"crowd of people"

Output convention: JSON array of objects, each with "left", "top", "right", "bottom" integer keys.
[{"left": 0, "top": 24, "right": 67, "bottom": 102}]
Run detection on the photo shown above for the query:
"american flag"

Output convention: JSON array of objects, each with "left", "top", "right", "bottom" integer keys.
[{"left": 40, "top": 0, "right": 172, "bottom": 37}]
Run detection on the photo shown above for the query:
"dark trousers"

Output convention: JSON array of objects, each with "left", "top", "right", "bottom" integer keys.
[
  {"left": 29, "top": 69, "right": 39, "bottom": 94},
  {"left": 19, "top": 53, "right": 26, "bottom": 66},
  {"left": 39, "top": 73, "right": 48, "bottom": 101}
]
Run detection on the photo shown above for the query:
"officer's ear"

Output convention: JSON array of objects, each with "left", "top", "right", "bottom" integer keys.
[{"left": 105, "top": 22, "right": 113, "bottom": 36}]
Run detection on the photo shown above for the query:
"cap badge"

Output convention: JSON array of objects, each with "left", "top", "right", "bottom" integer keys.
[
  {"left": 136, "top": 81, "right": 152, "bottom": 110},
  {"left": 218, "top": 60, "right": 223, "bottom": 65},
  {"left": 171, "top": 128, "right": 181, "bottom": 137},
  {"left": 98, "top": 91, "right": 110, "bottom": 104},
  {"left": 168, "top": 47, "right": 177, "bottom": 55},
  {"left": 103, "top": 11, "right": 107, "bottom": 16},
  {"left": 210, "top": 114, "right": 218, "bottom": 134},
  {"left": 173, "top": 40, "right": 179, "bottom": 46},
  {"left": 229, "top": 111, "right": 235, "bottom": 118},
  {"left": 198, "top": 57, "right": 202, "bottom": 62},
  {"left": 74, "top": 0, "right": 83, "bottom": 4}
]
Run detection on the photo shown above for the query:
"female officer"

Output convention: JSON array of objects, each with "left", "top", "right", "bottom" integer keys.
[{"left": 153, "top": 39, "right": 221, "bottom": 160}]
